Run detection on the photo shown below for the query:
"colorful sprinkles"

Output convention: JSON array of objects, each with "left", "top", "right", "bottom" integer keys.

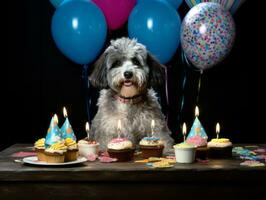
[
  {"left": 233, "top": 146, "right": 266, "bottom": 167},
  {"left": 181, "top": 2, "right": 235, "bottom": 69}
]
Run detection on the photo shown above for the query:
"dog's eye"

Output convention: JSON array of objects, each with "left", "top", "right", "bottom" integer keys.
[
  {"left": 132, "top": 57, "right": 140, "bottom": 66},
  {"left": 111, "top": 60, "right": 122, "bottom": 68}
]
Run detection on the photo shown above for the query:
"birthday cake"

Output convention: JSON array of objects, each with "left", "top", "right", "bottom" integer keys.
[
  {"left": 44, "top": 142, "right": 67, "bottom": 163},
  {"left": 207, "top": 138, "right": 233, "bottom": 158},
  {"left": 186, "top": 135, "right": 208, "bottom": 160},
  {"left": 107, "top": 138, "right": 135, "bottom": 162},
  {"left": 173, "top": 142, "right": 196, "bottom": 163},
  {"left": 34, "top": 111, "right": 80, "bottom": 163},
  {"left": 34, "top": 138, "right": 46, "bottom": 161},
  {"left": 186, "top": 115, "right": 209, "bottom": 160},
  {"left": 139, "top": 136, "right": 164, "bottom": 158},
  {"left": 78, "top": 138, "right": 99, "bottom": 158},
  {"left": 65, "top": 138, "right": 78, "bottom": 161}
]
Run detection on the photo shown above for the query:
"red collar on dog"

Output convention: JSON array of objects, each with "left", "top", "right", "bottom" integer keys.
[{"left": 114, "top": 94, "right": 144, "bottom": 104}]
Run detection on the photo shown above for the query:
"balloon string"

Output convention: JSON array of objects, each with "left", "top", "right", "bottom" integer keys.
[
  {"left": 82, "top": 64, "right": 91, "bottom": 123},
  {"left": 162, "top": 64, "right": 170, "bottom": 122},
  {"left": 196, "top": 70, "right": 203, "bottom": 105},
  {"left": 177, "top": 50, "right": 189, "bottom": 129}
]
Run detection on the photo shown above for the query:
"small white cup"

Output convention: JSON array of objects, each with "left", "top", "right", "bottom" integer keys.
[
  {"left": 174, "top": 146, "right": 196, "bottom": 163},
  {"left": 78, "top": 143, "right": 99, "bottom": 157}
]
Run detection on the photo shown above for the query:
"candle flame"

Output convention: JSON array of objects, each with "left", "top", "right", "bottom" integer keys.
[
  {"left": 63, "top": 107, "right": 68, "bottom": 118},
  {"left": 195, "top": 106, "right": 199, "bottom": 117},
  {"left": 53, "top": 114, "right": 58, "bottom": 124},
  {"left": 151, "top": 120, "right": 155, "bottom": 129},
  {"left": 216, "top": 123, "right": 220, "bottom": 134},
  {"left": 85, "top": 122, "right": 90, "bottom": 132},
  {"left": 117, "top": 119, "right": 121, "bottom": 131},
  {"left": 182, "top": 123, "right": 187, "bottom": 135}
]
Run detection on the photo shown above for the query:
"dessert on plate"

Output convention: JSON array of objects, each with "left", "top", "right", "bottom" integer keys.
[
  {"left": 34, "top": 138, "right": 46, "bottom": 161},
  {"left": 65, "top": 138, "right": 79, "bottom": 161},
  {"left": 44, "top": 142, "right": 67, "bottom": 163}
]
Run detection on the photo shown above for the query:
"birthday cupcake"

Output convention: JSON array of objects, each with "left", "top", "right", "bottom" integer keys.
[
  {"left": 207, "top": 138, "right": 233, "bottom": 158},
  {"left": 44, "top": 142, "right": 67, "bottom": 163},
  {"left": 173, "top": 142, "right": 196, "bottom": 163},
  {"left": 107, "top": 138, "right": 135, "bottom": 162},
  {"left": 65, "top": 138, "right": 79, "bottom": 162},
  {"left": 186, "top": 135, "right": 208, "bottom": 160},
  {"left": 34, "top": 138, "right": 46, "bottom": 161},
  {"left": 78, "top": 138, "right": 99, "bottom": 158},
  {"left": 139, "top": 136, "right": 164, "bottom": 158}
]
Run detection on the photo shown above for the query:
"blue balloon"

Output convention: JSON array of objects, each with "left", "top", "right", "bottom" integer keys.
[
  {"left": 128, "top": 1, "right": 181, "bottom": 63},
  {"left": 51, "top": 0, "right": 107, "bottom": 64},
  {"left": 137, "top": 0, "right": 183, "bottom": 9}
]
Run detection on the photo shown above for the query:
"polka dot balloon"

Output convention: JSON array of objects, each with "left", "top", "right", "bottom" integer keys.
[{"left": 181, "top": 2, "right": 235, "bottom": 70}]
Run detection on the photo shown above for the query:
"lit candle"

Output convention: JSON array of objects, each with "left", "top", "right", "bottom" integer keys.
[
  {"left": 53, "top": 114, "right": 58, "bottom": 126},
  {"left": 63, "top": 107, "right": 68, "bottom": 118},
  {"left": 151, "top": 120, "right": 155, "bottom": 137},
  {"left": 216, "top": 123, "right": 220, "bottom": 139},
  {"left": 86, "top": 122, "right": 90, "bottom": 139},
  {"left": 182, "top": 122, "right": 187, "bottom": 142},
  {"left": 195, "top": 106, "right": 199, "bottom": 117},
  {"left": 117, "top": 119, "right": 122, "bottom": 138}
]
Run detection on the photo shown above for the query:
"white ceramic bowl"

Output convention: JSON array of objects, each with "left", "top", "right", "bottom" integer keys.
[
  {"left": 78, "top": 143, "right": 99, "bottom": 157},
  {"left": 174, "top": 146, "right": 196, "bottom": 163}
]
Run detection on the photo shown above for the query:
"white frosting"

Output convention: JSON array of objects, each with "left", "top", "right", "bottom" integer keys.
[
  {"left": 45, "top": 149, "right": 67, "bottom": 154},
  {"left": 139, "top": 137, "right": 164, "bottom": 146},
  {"left": 107, "top": 140, "right": 133, "bottom": 150},
  {"left": 67, "top": 144, "right": 78, "bottom": 150},
  {"left": 139, "top": 139, "right": 164, "bottom": 146}
]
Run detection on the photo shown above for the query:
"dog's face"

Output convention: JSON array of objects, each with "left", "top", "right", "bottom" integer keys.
[{"left": 90, "top": 38, "right": 164, "bottom": 97}]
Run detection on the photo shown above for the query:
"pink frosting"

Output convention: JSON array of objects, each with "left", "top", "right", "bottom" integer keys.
[
  {"left": 109, "top": 138, "right": 129, "bottom": 144},
  {"left": 186, "top": 135, "right": 207, "bottom": 147}
]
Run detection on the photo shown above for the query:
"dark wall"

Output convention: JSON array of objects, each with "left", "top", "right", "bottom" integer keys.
[{"left": 6, "top": 0, "right": 260, "bottom": 151}]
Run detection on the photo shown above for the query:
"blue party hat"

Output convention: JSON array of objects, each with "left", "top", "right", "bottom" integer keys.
[
  {"left": 61, "top": 117, "right": 76, "bottom": 141},
  {"left": 45, "top": 114, "right": 63, "bottom": 148},
  {"left": 187, "top": 117, "right": 208, "bottom": 140}
]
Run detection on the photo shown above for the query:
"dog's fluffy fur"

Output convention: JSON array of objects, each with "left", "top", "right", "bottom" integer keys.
[{"left": 89, "top": 38, "right": 174, "bottom": 152}]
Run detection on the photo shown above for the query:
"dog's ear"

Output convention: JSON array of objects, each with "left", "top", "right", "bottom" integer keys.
[
  {"left": 147, "top": 53, "right": 165, "bottom": 88},
  {"left": 89, "top": 52, "right": 108, "bottom": 89}
]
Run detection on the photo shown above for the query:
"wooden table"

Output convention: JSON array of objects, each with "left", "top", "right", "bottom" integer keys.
[{"left": 1, "top": 144, "right": 266, "bottom": 200}]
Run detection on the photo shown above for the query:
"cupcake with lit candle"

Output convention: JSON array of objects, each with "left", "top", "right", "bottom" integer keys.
[
  {"left": 34, "top": 138, "right": 46, "bottom": 161},
  {"left": 139, "top": 120, "right": 164, "bottom": 158},
  {"left": 64, "top": 138, "right": 79, "bottom": 161},
  {"left": 186, "top": 107, "right": 209, "bottom": 160},
  {"left": 207, "top": 123, "right": 233, "bottom": 158},
  {"left": 78, "top": 122, "right": 99, "bottom": 158},
  {"left": 107, "top": 137, "right": 135, "bottom": 162},
  {"left": 44, "top": 142, "right": 67, "bottom": 163},
  {"left": 107, "top": 120, "right": 135, "bottom": 162},
  {"left": 173, "top": 142, "right": 196, "bottom": 163}
]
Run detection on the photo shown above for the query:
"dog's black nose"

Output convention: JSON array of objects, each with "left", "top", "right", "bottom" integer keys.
[{"left": 124, "top": 71, "right": 133, "bottom": 79}]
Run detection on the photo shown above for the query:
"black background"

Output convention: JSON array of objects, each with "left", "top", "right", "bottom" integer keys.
[{"left": 5, "top": 0, "right": 262, "bottom": 151}]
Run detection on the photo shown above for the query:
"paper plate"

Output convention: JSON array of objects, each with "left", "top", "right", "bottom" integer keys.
[{"left": 22, "top": 156, "right": 87, "bottom": 166}]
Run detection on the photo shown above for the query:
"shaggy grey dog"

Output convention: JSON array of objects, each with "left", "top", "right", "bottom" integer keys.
[{"left": 89, "top": 38, "right": 174, "bottom": 152}]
